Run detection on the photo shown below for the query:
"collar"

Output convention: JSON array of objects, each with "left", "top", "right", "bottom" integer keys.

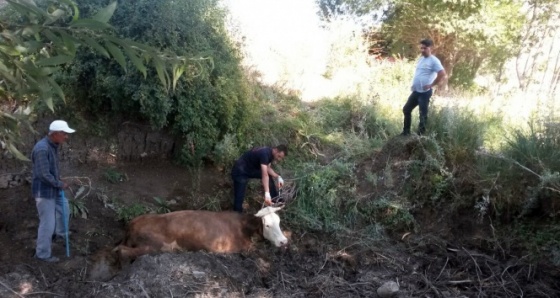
[{"left": 46, "top": 136, "right": 59, "bottom": 149}]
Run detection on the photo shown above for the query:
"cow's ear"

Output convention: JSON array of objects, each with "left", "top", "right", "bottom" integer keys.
[{"left": 270, "top": 206, "right": 284, "bottom": 213}]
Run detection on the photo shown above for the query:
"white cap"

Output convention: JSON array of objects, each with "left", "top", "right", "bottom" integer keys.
[{"left": 49, "top": 120, "right": 76, "bottom": 133}]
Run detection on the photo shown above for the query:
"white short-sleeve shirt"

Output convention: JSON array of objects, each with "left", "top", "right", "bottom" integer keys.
[{"left": 411, "top": 55, "right": 444, "bottom": 93}]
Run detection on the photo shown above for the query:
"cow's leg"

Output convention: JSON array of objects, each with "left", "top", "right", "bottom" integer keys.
[{"left": 115, "top": 244, "right": 156, "bottom": 259}]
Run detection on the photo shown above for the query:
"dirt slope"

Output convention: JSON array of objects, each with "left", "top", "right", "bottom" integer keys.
[{"left": 1, "top": 134, "right": 559, "bottom": 297}]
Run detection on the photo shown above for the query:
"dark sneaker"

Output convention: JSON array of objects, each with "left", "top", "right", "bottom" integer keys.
[
  {"left": 400, "top": 131, "right": 410, "bottom": 136},
  {"left": 36, "top": 256, "right": 60, "bottom": 263}
]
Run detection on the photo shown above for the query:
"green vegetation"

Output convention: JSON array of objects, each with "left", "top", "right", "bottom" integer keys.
[
  {"left": 382, "top": 0, "right": 524, "bottom": 87},
  {"left": 153, "top": 197, "right": 171, "bottom": 214},
  {"left": 58, "top": 0, "right": 251, "bottom": 165},
  {"left": 103, "top": 167, "right": 127, "bottom": 184},
  {"left": 68, "top": 197, "right": 88, "bottom": 219},
  {"left": 115, "top": 202, "right": 147, "bottom": 223},
  {"left": 1, "top": 0, "right": 558, "bottom": 266},
  {"left": 0, "top": 0, "right": 191, "bottom": 159}
]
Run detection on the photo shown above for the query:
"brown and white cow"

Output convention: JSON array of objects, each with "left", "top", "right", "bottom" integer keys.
[{"left": 114, "top": 206, "right": 288, "bottom": 259}]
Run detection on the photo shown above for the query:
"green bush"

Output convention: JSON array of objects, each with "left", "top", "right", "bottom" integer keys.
[
  {"left": 288, "top": 160, "right": 357, "bottom": 231},
  {"left": 504, "top": 120, "right": 560, "bottom": 173},
  {"left": 69, "top": 198, "right": 89, "bottom": 219},
  {"left": 429, "top": 106, "right": 499, "bottom": 165},
  {"left": 361, "top": 195, "right": 416, "bottom": 232},
  {"left": 116, "top": 203, "right": 147, "bottom": 223},
  {"left": 153, "top": 197, "right": 171, "bottom": 214},
  {"left": 104, "top": 168, "right": 127, "bottom": 184},
  {"left": 58, "top": 0, "right": 251, "bottom": 165},
  {"left": 402, "top": 137, "right": 456, "bottom": 207},
  {"left": 477, "top": 119, "right": 560, "bottom": 219},
  {"left": 503, "top": 220, "right": 560, "bottom": 264}
]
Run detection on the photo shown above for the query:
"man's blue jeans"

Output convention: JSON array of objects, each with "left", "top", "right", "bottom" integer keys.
[
  {"left": 402, "top": 89, "right": 433, "bottom": 135},
  {"left": 35, "top": 196, "right": 69, "bottom": 259},
  {"left": 231, "top": 166, "right": 278, "bottom": 213}
]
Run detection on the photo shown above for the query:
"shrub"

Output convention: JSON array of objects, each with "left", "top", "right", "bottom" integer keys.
[
  {"left": 104, "top": 168, "right": 127, "bottom": 184},
  {"left": 116, "top": 203, "right": 147, "bottom": 223},
  {"left": 153, "top": 197, "right": 171, "bottom": 214},
  {"left": 58, "top": 0, "right": 251, "bottom": 165},
  {"left": 69, "top": 198, "right": 89, "bottom": 219},
  {"left": 287, "top": 160, "right": 357, "bottom": 232},
  {"left": 429, "top": 106, "right": 500, "bottom": 165},
  {"left": 361, "top": 195, "right": 416, "bottom": 232}
]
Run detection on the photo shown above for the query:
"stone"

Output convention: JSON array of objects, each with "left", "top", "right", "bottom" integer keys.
[
  {"left": 192, "top": 270, "right": 206, "bottom": 280},
  {"left": 377, "top": 281, "right": 399, "bottom": 298},
  {"left": 0, "top": 174, "right": 11, "bottom": 189}
]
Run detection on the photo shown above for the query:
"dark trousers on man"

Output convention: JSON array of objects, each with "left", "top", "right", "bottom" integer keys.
[
  {"left": 402, "top": 89, "right": 433, "bottom": 135},
  {"left": 231, "top": 166, "right": 278, "bottom": 213}
]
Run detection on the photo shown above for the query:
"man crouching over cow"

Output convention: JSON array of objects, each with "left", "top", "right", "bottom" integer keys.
[{"left": 231, "top": 145, "right": 288, "bottom": 213}]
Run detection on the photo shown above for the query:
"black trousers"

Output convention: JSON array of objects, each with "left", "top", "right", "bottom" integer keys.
[
  {"left": 403, "top": 89, "right": 433, "bottom": 134},
  {"left": 231, "top": 166, "right": 278, "bottom": 213}
]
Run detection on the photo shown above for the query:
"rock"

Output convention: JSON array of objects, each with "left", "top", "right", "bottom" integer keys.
[
  {"left": 0, "top": 174, "right": 26, "bottom": 189},
  {"left": 192, "top": 270, "right": 206, "bottom": 280},
  {"left": 377, "top": 281, "right": 399, "bottom": 298},
  {"left": 8, "top": 175, "right": 23, "bottom": 187},
  {"left": 0, "top": 174, "right": 10, "bottom": 189}
]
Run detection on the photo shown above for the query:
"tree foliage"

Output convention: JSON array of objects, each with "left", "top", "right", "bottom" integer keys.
[
  {"left": 515, "top": 0, "right": 560, "bottom": 93},
  {"left": 0, "top": 0, "right": 190, "bottom": 160},
  {"left": 381, "top": 0, "right": 524, "bottom": 88},
  {"left": 58, "top": 0, "right": 250, "bottom": 165},
  {"left": 317, "top": 0, "right": 527, "bottom": 88},
  {"left": 316, "top": 0, "right": 388, "bottom": 21}
]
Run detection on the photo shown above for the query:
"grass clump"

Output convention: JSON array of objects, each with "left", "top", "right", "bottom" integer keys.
[
  {"left": 288, "top": 160, "right": 357, "bottom": 232},
  {"left": 104, "top": 168, "right": 128, "bottom": 184},
  {"left": 115, "top": 203, "right": 147, "bottom": 223}
]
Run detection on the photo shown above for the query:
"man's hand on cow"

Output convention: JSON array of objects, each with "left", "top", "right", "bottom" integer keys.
[
  {"left": 264, "top": 192, "right": 272, "bottom": 206},
  {"left": 277, "top": 176, "right": 284, "bottom": 189}
]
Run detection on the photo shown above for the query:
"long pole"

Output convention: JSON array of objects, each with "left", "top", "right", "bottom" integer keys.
[{"left": 60, "top": 190, "right": 70, "bottom": 257}]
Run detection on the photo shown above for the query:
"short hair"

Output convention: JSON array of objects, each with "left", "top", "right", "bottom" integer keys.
[
  {"left": 274, "top": 144, "right": 288, "bottom": 156},
  {"left": 420, "top": 39, "right": 434, "bottom": 47}
]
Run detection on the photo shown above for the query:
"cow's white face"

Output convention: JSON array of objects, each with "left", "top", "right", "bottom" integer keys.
[{"left": 255, "top": 206, "right": 288, "bottom": 247}]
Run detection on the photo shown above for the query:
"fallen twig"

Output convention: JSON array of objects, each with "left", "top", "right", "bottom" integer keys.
[
  {"left": 435, "top": 257, "right": 449, "bottom": 281},
  {"left": 461, "top": 247, "right": 483, "bottom": 297},
  {"left": 39, "top": 268, "right": 48, "bottom": 288},
  {"left": 446, "top": 280, "right": 473, "bottom": 285},
  {"left": 415, "top": 272, "right": 442, "bottom": 298},
  {"left": 24, "top": 291, "right": 63, "bottom": 297}
]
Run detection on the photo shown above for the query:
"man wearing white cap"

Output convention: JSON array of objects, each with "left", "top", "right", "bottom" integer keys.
[{"left": 31, "top": 120, "right": 75, "bottom": 262}]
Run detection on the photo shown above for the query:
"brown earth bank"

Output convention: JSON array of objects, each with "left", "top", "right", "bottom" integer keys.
[{"left": 1, "top": 126, "right": 559, "bottom": 297}]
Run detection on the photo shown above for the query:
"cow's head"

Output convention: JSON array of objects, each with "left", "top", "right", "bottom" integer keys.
[{"left": 255, "top": 206, "right": 288, "bottom": 247}]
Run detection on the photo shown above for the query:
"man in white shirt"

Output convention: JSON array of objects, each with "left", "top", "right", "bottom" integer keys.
[{"left": 401, "top": 39, "right": 447, "bottom": 136}]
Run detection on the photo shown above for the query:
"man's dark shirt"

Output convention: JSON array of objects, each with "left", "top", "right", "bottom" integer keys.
[{"left": 235, "top": 147, "right": 273, "bottom": 174}]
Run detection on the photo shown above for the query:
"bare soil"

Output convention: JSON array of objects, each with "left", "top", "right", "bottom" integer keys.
[{"left": 1, "top": 136, "right": 559, "bottom": 297}]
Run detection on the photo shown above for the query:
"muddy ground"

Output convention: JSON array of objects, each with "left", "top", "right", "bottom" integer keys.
[{"left": 1, "top": 136, "right": 559, "bottom": 297}]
